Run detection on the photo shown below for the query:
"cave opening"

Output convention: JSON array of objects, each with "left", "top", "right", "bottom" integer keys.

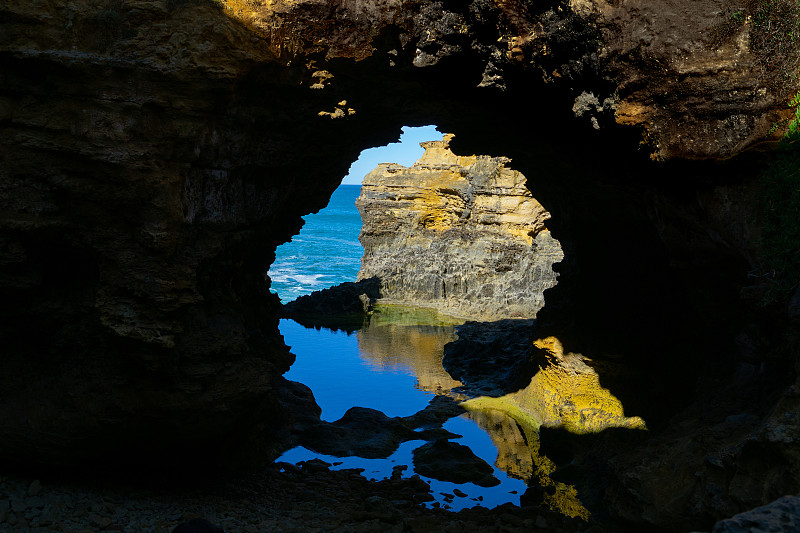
[
  {"left": 268, "top": 125, "right": 442, "bottom": 303},
  {"left": 268, "top": 120, "right": 627, "bottom": 514},
  {"left": 4, "top": 1, "right": 799, "bottom": 529},
  {"left": 264, "top": 100, "right": 765, "bottom": 517},
  {"left": 268, "top": 124, "right": 534, "bottom": 511}
]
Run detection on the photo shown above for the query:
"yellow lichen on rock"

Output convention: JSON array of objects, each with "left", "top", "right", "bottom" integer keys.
[
  {"left": 526, "top": 336, "right": 647, "bottom": 433},
  {"left": 463, "top": 406, "right": 590, "bottom": 520},
  {"left": 464, "top": 336, "right": 646, "bottom": 435},
  {"left": 457, "top": 335, "right": 646, "bottom": 518},
  {"left": 213, "top": 0, "right": 260, "bottom": 23}
]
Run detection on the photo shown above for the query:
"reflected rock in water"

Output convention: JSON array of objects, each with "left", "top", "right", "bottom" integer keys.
[
  {"left": 357, "top": 304, "right": 463, "bottom": 395},
  {"left": 452, "top": 334, "right": 647, "bottom": 519},
  {"left": 464, "top": 409, "right": 589, "bottom": 519},
  {"left": 282, "top": 304, "right": 635, "bottom": 519},
  {"left": 464, "top": 409, "right": 534, "bottom": 481}
]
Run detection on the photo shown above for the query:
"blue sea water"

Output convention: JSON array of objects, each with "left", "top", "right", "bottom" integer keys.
[{"left": 268, "top": 184, "right": 363, "bottom": 304}]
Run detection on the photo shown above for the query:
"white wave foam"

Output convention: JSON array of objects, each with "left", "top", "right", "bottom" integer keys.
[{"left": 289, "top": 273, "right": 325, "bottom": 285}]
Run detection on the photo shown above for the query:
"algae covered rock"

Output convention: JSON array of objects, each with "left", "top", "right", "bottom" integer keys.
[{"left": 461, "top": 336, "right": 646, "bottom": 435}]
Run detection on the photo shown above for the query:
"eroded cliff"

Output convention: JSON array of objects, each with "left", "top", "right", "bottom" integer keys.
[
  {"left": 1, "top": 0, "right": 799, "bottom": 530},
  {"left": 357, "top": 134, "right": 563, "bottom": 320}
]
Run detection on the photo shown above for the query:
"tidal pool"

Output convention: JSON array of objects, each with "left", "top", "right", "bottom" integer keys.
[{"left": 277, "top": 306, "right": 530, "bottom": 511}]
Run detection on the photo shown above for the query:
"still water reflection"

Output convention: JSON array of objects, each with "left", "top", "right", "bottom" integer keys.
[{"left": 278, "top": 306, "right": 531, "bottom": 510}]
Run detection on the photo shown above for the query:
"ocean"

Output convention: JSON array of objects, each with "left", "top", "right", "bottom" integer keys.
[{"left": 268, "top": 184, "right": 363, "bottom": 303}]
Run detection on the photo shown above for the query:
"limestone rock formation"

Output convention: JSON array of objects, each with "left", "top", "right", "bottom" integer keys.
[
  {"left": 455, "top": 335, "right": 646, "bottom": 435},
  {"left": 460, "top": 408, "right": 589, "bottom": 519},
  {"left": 2, "top": 0, "right": 800, "bottom": 530},
  {"left": 357, "top": 135, "right": 563, "bottom": 321},
  {"left": 281, "top": 278, "right": 381, "bottom": 332}
]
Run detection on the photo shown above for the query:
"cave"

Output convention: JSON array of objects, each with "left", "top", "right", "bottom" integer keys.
[
  {"left": 271, "top": 125, "right": 576, "bottom": 511},
  {"left": 2, "top": 0, "right": 800, "bottom": 531}
]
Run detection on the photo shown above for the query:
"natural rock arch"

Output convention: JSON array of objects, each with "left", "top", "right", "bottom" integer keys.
[{"left": 1, "top": 1, "right": 799, "bottom": 529}]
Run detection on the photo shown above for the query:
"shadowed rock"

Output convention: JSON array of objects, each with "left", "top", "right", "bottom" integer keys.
[
  {"left": 709, "top": 495, "right": 800, "bottom": 533},
  {"left": 412, "top": 439, "right": 500, "bottom": 487},
  {"left": 299, "top": 407, "right": 417, "bottom": 459},
  {"left": 172, "top": 519, "right": 224, "bottom": 533},
  {"left": 299, "top": 399, "right": 465, "bottom": 460},
  {"left": 443, "top": 319, "right": 537, "bottom": 394},
  {"left": 282, "top": 278, "right": 381, "bottom": 332}
]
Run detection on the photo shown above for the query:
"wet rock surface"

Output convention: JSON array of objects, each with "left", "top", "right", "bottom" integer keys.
[
  {"left": 299, "top": 407, "right": 418, "bottom": 459},
  {"left": 296, "top": 396, "right": 468, "bottom": 461}
]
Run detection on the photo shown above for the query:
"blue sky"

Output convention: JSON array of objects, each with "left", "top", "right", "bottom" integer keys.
[{"left": 340, "top": 125, "right": 442, "bottom": 185}]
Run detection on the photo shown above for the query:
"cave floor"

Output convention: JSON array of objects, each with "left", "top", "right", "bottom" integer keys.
[{"left": 0, "top": 463, "right": 595, "bottom": 533}]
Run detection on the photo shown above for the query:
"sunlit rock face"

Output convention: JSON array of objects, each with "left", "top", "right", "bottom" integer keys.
[
  {"left": 507, "top": 336, "right": 646, "bottom": 433},
  {"left": 357, "top": 135, "right": 563, "bottom": 321},
  {"left": 459, "top": 335, "right": 645, "bottom": 433}
]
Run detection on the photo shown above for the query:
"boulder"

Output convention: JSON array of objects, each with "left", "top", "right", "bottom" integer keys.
[{"left": 412, "top": 439, "right": 500, "bottom": 487}]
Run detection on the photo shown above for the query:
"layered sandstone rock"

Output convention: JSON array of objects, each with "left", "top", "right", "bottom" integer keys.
[
  {"left": 357, "top": 134, "right": 563, "bottom": 321},
  {"left": 1, "top": 1, "right": 799, "bottom": 530}
]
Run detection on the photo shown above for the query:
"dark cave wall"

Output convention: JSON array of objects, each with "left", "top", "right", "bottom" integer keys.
[{"left": 0, "top": 0, "right": 795, "bottom": 500}]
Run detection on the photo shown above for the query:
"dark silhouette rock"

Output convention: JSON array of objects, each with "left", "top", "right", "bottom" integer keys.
[
  {"left": 412, "top": 439, "right": 500, "bottom": 487},
  {"left": 282, "top": 278, "right": 381, "bottom": 332}
]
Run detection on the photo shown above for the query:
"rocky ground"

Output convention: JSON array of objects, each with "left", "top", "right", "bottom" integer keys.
[{"left": 0, "top": 463, "right": 597, "bottom": 533}]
